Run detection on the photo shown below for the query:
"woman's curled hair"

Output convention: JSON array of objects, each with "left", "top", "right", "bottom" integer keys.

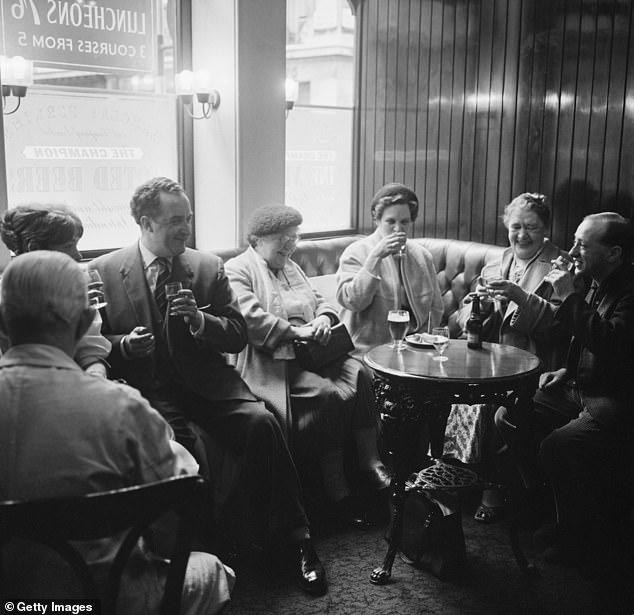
[{"left": 0, "top": 203, "right": 83, "bottom": 255}]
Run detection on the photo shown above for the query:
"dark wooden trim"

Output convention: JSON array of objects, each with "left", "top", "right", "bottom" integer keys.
[
  {"left": 174, "top": 0, "right": 196, "bottom": 248},
  {"left": 354, "top": 0, "right": 633, "bottom": 248},
  {"left": 0, "top": 74, "right": 7, "bottom": 218}
]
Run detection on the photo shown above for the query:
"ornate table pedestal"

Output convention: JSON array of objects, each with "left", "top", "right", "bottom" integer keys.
[{"left": 364, "top": 340, "right": 541, "bottom": 585}]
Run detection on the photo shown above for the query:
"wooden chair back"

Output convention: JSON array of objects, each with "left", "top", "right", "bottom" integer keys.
[{"left": 0, "top": 475, "right": 206, "bottom": 615}]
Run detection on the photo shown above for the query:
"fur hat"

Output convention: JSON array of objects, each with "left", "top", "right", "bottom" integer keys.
[{"left": 247, "top": 204, "right": 303, "bottom": 237}]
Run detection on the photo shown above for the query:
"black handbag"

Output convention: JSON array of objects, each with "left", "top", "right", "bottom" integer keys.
[
  {"left": 293, "top": 322, "right": 354, "bottom": 372},
  {"left": 399, "top": 476, "right": 466, "bottom": 580}
]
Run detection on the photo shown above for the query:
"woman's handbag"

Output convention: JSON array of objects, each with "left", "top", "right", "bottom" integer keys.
[
  {"left": 399, "top": 472, "right": 467, "bottom": 580},
  {"left": 293, "top": 322, "right": 354, "bottom": 372}
]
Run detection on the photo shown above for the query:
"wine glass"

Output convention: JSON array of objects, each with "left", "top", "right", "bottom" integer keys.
[
  {"left": 85, "top": 269, "right": 107, "bottom": 310},
  {"left": 387, "top": 309, "right": 410, "bottom": 351},
  {"left": 480, "top": 275, "right": 504, "bottom": 311},
  {"left": 431, "top": 326, "right": 450, "bottom": 361}
]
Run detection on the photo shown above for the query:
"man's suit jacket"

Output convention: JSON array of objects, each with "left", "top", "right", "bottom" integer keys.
[
  {"left": 556, "top": 262, "right": 634, "bottom": 428},
  {"left": 91, "top": 243, "right": 255, "bottom": 403}
]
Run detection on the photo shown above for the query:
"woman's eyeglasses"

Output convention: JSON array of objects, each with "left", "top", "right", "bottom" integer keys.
[{"left": 277, "top": 233, "right": 301, "bottom": 244}]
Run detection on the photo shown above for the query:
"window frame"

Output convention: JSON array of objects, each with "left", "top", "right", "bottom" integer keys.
[{"left": 284, "top": 0, "right": 360, "bottom": 240}]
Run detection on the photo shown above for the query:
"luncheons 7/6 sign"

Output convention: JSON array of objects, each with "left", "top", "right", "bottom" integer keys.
[{"left": 1, "top": 0, "right": 155, "bottom": 73}]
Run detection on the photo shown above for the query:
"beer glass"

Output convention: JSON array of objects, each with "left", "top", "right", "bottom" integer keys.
[
  {"left": 165, "top": 281, "right": 183, "bottom": 302},
  {"left": 387, "top": 309, "right": 410, "bottom": 351}
]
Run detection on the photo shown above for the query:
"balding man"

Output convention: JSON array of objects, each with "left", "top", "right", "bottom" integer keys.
[
  {"left": 496, "top": 213, "right": 634, "bottom": 603},
  {"left": 0, "top": 251, "right": 234, "bottom": 613}
]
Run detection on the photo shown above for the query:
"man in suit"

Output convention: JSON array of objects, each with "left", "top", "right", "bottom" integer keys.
[
  {"left": 496, "top": 212, "right": 634, "bottom": 605},
  {"left": 91, "top": 177, "right": 327, "bottom": 596}
]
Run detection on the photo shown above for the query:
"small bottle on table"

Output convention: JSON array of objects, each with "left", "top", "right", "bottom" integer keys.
[{"left": 466, "top": 293, "right": 483, "bottom": 349}]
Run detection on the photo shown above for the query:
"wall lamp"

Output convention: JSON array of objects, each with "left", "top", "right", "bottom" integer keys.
[
  {"left": 285, "top": 77, "right": 298, "bottom": 118},
  {"left": 1, "top": 55, "right": 33, "bottom": 115},
  {"left": 175, "top": 69, "right": 220, "bottom": 120}
]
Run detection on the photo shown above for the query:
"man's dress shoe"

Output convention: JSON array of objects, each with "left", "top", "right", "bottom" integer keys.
[{"left": 293, "top": 538, "right": 327, "bottom": 596}]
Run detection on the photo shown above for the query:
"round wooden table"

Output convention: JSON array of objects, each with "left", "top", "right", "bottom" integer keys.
[{"left": 364, "top": 340, "right": 541, "bottom": 585}]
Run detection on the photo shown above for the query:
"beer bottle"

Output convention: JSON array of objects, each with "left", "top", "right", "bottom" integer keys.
[{"left": 466, "top": 293, "right": 483, "bottom": 349}]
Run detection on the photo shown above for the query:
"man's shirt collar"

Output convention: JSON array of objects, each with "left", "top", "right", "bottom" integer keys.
[
  {"left": 138, "top": 240, "right": 173, "bottom": 271},
  {"left": 0, "top": 344, "right": 82, "bottom": 371}
]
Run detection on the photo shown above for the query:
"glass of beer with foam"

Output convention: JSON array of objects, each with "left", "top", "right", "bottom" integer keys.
[{"left": 387, "top": 309, "right": 410, "bottom": 351}]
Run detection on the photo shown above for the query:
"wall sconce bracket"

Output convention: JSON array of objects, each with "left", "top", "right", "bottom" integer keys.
[
  {"left": 1, "top": 55, "right": 33, "bottom": 115},
  {"left": 178, "top": 89, "right": 220, "bottom": 120}
]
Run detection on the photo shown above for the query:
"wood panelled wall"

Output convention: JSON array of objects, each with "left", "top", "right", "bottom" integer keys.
[{"left": 354, "top": 0, "right": 634, "bottom": 249}]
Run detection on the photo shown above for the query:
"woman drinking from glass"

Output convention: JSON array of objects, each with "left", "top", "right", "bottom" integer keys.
[
  {"left": 0, "top": 203, "right": 111, "bottom": 376},
  {"left": 336, "top": 182, "right": 444, "bottom": 357}
]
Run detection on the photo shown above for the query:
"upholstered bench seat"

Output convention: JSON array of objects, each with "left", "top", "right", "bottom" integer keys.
[
  {"left": 208, "top": 236, "right": 507, "bottom": 510},
  {"left": 213, "top": 236, "right": 506, "bottom": 336}
]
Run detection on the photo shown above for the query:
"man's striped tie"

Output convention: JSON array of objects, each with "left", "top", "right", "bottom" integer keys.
[{"left": 153, "top": 257, "right": 171, "bottom": 316}]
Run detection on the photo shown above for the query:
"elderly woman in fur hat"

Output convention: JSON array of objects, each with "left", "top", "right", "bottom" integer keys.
[
  {"left": 225, "top": 204, "right": 389, "bottom": 527},
  {"left": 336, "top": 183, "right": 444, "bottom": 357}
]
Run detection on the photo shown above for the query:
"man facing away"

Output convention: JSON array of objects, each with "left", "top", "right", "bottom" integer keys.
[
  {"left": 0, "top": 250, "right": 234, "bottom": 613},
  {"left": 90, "top": 176, "right": 327, "bottom": 596},
  {"left": 496, "top": 212, "right": 634, "bottom": 610}
]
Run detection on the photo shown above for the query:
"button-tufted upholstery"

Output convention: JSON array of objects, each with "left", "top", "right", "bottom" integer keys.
[
  {"left": 420, "top": 238, "right": 506, "bottom": 336},
  {"left": 213, "top": 236, "right": 505, "bottom": 337}
]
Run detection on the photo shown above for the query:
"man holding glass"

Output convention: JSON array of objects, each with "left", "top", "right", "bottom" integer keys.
[
  {"left": 496, "top": 212, "right": 634, "bottom": 607},
  {"left": 91, "top": 177, "right": 328, "bottom": 597}
]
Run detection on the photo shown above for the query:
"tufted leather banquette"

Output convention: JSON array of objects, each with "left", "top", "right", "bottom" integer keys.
[{"left": 213, "top": 236, "right": 506, "bottom": 337}]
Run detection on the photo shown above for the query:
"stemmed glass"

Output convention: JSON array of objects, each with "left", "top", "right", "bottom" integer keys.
[
  {"left": 85, "top": 269, "right": 107, "bottom": 310},
  {"left": 431, "top": 326, "right": 450, "bottom": 361},
  {"left": 479, "top": 275, "right": 503, "bottom": 311},
  {"left": 387, "top": 309, "right": 410, "bottom": 351}
]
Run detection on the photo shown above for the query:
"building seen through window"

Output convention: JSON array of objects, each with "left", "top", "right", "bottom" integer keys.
[{"left": 285, "top": 0, "right": 355, "bottom": 234}]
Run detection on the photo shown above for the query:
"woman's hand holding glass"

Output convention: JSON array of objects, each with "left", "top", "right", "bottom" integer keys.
[
  {"left": 482, "top": 276, "right": 528, "bottom": 308},
  {"left": 84, "top": 269, "right": 107, "bottom": 310},
  {"left": 372, "top": 231, "right": 407, "bottom": 260}
]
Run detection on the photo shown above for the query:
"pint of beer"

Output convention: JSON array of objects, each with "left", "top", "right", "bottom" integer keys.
[{"left": 387, "top": 309, "right": 410, "bottom": 350}]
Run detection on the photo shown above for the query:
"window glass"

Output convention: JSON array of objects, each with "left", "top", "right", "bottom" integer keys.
[
  {"left": 1, "top": 0, "right": 180, "bottom": 253},
  {"left": 285, "top": 0, "right": 355, "bottom": 233}
]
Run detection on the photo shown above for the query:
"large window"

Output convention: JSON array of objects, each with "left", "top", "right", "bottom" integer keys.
[
  {"left": 1, "top": 0, "right": 183, "bottom": 254},
  {"left": 285, "top": 0, "right": 355, "bottom": 234}
]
